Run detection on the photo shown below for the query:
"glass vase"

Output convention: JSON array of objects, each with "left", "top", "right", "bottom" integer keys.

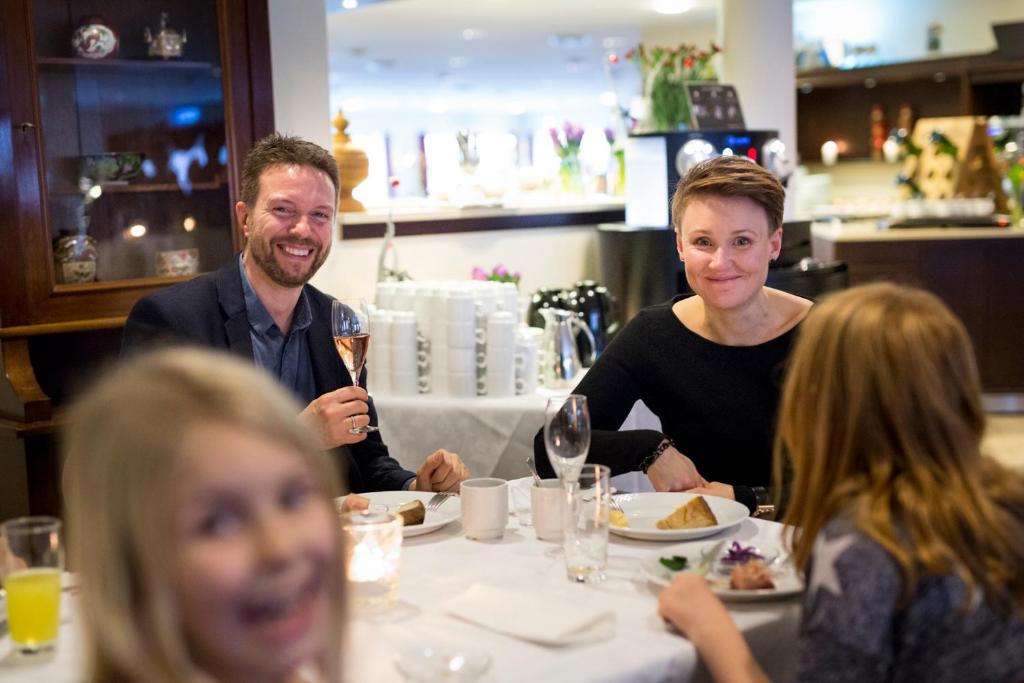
[{"left": 558, "top": 154, "right": 584, "bottom": 195}]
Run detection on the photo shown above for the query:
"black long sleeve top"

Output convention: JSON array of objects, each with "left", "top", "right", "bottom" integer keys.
[{"left": 533, "top": 295, "right": 797, "bottom": 511}]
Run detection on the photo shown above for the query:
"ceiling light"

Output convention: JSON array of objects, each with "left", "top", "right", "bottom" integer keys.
[
  {"left": 547, "top": 34, "right": 592, "bottom": 50},
  {"left": 183, "top": 216, "right": 197, "bottom": 232},
  {"left": 341, "top": 0, "right": 358, "bottom": 9},
  {"left": 462, "top": 28, "right": 487, "bottom": 41},
  {"left": 126, "top": 223, "right": 147, "bottom": 239},
  {"left": 651, "top": 0, "right": 694, "bottom": 15}
]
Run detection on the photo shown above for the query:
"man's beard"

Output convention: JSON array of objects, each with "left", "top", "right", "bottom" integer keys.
[{"left": 248, "top": 236, "right": 328, "bottom": 287}]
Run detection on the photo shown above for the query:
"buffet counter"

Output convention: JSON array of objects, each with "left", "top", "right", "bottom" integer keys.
[
  {"left": 338, "top": 199, "right": 626, "bottom": 239},
  {"left": 812, "top": 220, "right": 1024, "bottom": 398}
]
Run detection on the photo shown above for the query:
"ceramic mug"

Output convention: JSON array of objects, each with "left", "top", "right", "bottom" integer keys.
[
  {"left": 460, "top": 478, "right": 508, "bottom": 540},
  {"left": 530, "top": 479, "right": 565, "bottom": 542}
]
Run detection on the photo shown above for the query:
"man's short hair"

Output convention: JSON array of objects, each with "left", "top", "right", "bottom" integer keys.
[
  {"left": 671, "top": 156, "right": 785, "bottom": 232},
  {"left": 240, "top": 133, "right": 340, "bottom": 208}
]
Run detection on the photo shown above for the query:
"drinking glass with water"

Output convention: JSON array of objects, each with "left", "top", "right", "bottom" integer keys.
[{"left": 563, "top": 464, "right": 611, "bottom": 583}]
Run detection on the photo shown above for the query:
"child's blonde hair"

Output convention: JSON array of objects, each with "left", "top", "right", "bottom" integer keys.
[
  {"left": 64, "top": 348, "right": 346, "bottom": 683},
  {"left": 776, "top": 283, "right": 1024, "bottom": 615}
]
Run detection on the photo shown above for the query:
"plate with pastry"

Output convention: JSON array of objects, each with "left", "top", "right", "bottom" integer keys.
[
  {"left": 342, "top": 491, "right": 461, "bottom": 537},
  {"left": 640, "top": 539, "right": 804, "bottom": 601},
  {"left": 608, "top": 492, "right": 748, "bottom": 541}
]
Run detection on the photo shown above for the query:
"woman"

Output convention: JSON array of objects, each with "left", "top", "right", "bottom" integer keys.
[
  {"left": 64, "top": 348, "right": 349, "bottom": 683},
  {"left": 535, "top": 155, "right": 811, "bottom": 513},
  {"left": 658, "top": 283, "right": 1024, "bottom": 682}
]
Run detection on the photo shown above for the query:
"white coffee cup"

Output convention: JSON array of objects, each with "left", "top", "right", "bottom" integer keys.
[
  {"left": 530, "top": 479, "right": 565, "bottom": 542},
  {"left": 460, "top": 478, "right": 509, "bottom": 540}
]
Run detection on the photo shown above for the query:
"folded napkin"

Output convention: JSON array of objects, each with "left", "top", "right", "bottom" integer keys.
[{"left": 445, "top": 583, "right": 615, "bottom": 646}]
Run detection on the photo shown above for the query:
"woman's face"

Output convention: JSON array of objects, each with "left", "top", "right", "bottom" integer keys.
[
  {"left": 676, "top": 195, "right": 781, "bottom": 312},
  {"left": 171, "top": 422, "right": 337, "bottom": 683}
]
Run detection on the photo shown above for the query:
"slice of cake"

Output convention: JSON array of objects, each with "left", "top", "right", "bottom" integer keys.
[
  {"left": 396, "top": 499, "right": 425, "bottom": 526},
  {"left": 656, "top": 496, "right": 718, "bottom": 530}
]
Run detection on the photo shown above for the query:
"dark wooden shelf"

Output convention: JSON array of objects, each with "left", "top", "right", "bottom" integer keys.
[
  {"left": 36, "top": 56, "right": 216, "bottom": 71},
  {"left": 49, "top": 180, "right": 227, "bottom": 196},
  {"left": 796, "top": 53, "right": 1024, "bottom": 89}
]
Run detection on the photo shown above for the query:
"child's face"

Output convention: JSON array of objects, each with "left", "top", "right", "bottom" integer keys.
[{"left": 171, "top": 422, "right": 337, "bottom": 682}]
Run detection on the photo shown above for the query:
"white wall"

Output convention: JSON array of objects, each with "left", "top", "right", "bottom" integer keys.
[{"left": 267, "top": 0, "right": 332, "bottom": 149}]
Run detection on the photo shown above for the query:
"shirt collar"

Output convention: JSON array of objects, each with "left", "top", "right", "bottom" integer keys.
[{"left": 238, "top": 254, "right": 312, "bottom": 335}]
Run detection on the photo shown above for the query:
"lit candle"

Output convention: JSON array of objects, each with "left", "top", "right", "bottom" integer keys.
[
  {"left": 820, "top": 140, "right": 839, "bottom": 166},
  {"left": 341, "top": 511, "right": 403, "bottom": 613}
]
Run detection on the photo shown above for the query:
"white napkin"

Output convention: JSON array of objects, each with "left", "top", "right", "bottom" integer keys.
[{"left": 445, "top": 583, "right": 615, "bottom": 646}]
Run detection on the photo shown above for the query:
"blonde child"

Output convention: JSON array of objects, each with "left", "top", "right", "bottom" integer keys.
[{"left": 64, "top": 348, "right": 347, "bottom": 683}]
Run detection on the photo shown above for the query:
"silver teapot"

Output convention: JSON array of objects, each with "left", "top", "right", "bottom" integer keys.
[
  {"left": 539, "top": 308, "right": 596, "bottom": 389},
  {"left": 144, "top": 12, "right": 187, "bottom": 59}
]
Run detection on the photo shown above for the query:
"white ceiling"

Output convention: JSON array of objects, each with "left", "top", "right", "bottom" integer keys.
[{"left": 325, "top": 0, "right": 719, "bottom": 116}]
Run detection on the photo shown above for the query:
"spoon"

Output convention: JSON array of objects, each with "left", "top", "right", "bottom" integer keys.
[{"left": 525, "top": 456, "right": 541, "bottom": 485}]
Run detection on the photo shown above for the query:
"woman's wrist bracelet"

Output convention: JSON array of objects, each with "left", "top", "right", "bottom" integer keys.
[{"left": 639, "top": 437, "right": 675, "bottom": 474}]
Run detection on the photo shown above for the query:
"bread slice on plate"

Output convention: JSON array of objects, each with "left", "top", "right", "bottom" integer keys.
[
  {"left": 656, "top": 496, "right": 718, "bottom": 530},
  {"left": 397, "top": 499, "right": 425, "bottom": 526}
]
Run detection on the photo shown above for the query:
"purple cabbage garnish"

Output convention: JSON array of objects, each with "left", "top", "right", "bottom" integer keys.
[{"left": 721, "top": 541, "right": 764, "bottom": 564}]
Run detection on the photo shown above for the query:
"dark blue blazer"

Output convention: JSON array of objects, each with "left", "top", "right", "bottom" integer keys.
[{"left": 121, "top": 259, "right": 415, "bottom": 493}]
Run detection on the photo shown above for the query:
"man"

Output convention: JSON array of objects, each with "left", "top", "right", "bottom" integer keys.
[{"left": 123, "top": 133, "right": 469, "bottom": 493}]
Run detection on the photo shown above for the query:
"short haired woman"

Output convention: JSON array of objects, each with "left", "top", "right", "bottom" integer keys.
[
  {"left": 535, "top": 155, "right": 811, "bottom": 514},
  {"left": 658, "top": 283, "right": 1024, "bottom": 682}
]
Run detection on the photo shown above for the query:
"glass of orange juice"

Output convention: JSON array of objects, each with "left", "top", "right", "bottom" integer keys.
[{"left": 1, "top": 516, "right": 63, "bottom": 655}]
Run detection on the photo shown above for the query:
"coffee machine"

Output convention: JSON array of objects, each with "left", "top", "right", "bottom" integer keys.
[{"left": 624, "top": 130, "right": 787, "bottom": 228}]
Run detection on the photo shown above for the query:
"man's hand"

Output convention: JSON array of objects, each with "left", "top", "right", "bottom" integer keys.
[
  {"left": 685, "top": 482, "right": 735, "bottom": 500},
  {"left": 646, "top": 446, "right": 707, "bottom": 492},
  {"left": 337, "top": 494, "right": 370, "bottom": 514},
  {"left": 411, "top": 449, "right": 470, "bottom": 492},
  {"left": 301, "top": 386, "right": 371, "bottom": 449}
]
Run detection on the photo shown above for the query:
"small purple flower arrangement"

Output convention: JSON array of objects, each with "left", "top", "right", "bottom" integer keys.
[{"left": 472, "top": 264, "right": 521, "bottom": 286}]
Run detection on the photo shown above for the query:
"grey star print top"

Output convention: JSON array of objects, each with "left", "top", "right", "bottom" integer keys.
[{"left": 797, "top": 518, "right": 1024, "bottom": 682}]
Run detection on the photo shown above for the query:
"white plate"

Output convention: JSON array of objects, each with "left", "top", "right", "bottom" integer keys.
[
  {"left": 640, "top": 539, "right": 804, "bottom": 601},
  {"left": 609, "top": 492, "right": 749, "bottom": 541},
  {"left": 351, "top": 491, "right": 461, "bottom": 537}
]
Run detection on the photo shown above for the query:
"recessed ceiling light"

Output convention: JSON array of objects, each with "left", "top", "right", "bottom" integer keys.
[
  {"left": 547, "top": 34, "right": 592, "bottom": 50},
  {"left": 651, "top": 0, "right": 694, "bottom": 15},
  {"left": 462, "top": 28, "right": 487, "bottom": 41},
  {"left": 341, "top": 0, "right": 358, "bottom": 9}
]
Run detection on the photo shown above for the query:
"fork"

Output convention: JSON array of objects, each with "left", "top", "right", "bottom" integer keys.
[{"left": 426, "top": 491, "right": 455, "bottom": 511}]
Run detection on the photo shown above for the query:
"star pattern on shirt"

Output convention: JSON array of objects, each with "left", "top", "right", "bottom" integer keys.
[{"left": 807, "top": 532, "right": 857, "bottom": 603}]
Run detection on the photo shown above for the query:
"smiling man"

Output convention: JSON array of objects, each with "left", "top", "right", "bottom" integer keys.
[{"left": 123, "top": 133, "right": 469, "bottom": 494}]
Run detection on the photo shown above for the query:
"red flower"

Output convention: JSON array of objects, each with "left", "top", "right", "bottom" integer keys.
[{"left": 684, "top": 57, "right": 694, "bottom": 69}]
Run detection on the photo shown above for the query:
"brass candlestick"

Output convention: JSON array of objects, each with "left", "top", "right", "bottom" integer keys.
[{"left": 331, "top": 110, "right": 369, "bottom": 212}]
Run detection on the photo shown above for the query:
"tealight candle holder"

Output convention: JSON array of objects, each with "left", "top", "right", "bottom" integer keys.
[{"left": 340, "top": 511, "right": 402, "bottom": 613}]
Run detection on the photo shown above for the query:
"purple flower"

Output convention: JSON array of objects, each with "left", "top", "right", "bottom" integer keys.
[
  {"left": 493, "top": 264, "right": 509, "bottom": 277},
  {"left": 472, "top": 266, "right": 488, "bottom": 281},
  {"left": 604, "top": 127, "right": 615, "bottom": 144}
]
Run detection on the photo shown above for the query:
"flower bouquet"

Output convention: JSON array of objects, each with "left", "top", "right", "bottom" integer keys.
[
  {"left": 626, "top": 42, "right": 721, "bottom": 132},
  {"left": 472, "top": 264, "right": 521, "bottom": 286},
  {"left": 550, "top": 121, "right": 585, "bottom": 194}
]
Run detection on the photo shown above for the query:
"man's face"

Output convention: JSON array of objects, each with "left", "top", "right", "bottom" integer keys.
[{"left": 237, "top": 164, "right": 335, "bottom": 287}]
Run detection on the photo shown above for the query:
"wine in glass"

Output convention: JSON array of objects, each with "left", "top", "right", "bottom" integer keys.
[
  {"left": 332, "top": 298, "right": 379, "bottom": 434},
  {"left": 543, "top": 395, "right": 590, "bottom": 485}
]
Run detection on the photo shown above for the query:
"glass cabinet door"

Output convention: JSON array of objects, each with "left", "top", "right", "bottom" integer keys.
[{"left": 32, "top": 1, "right": 237, "bottom": 286}]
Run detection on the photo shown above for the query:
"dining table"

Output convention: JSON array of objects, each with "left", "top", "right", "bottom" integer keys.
[{"left": 0, "top": 480, "right": 802, "bottom": 683}]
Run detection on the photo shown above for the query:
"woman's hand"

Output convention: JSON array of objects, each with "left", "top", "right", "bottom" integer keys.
[
  {"left": 647, "top": 446, "right": 707, "bottom": 491},
  {"left": 685, "top": 482, "right": 735, "bottom": 500}
]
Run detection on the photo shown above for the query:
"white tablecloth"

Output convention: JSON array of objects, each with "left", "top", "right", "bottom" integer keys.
[
  {"left": 375, "top": 390, "right": 662, "bottom": 480},
  {"left": 1, "top": 502, "right": 799, "bottom": 682}
]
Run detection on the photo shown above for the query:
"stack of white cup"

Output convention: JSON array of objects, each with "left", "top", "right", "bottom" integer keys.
[
  {"left": 429, "top": 288, "right": 450, "bottom": 394},
  {"left": 515, "top": 324, "right": 542, "bottom": 395},
  {"left": 447, "top": 289, "right": 477, "bottom": 397},
  {"left": 486, "top": 311, "right": 517, "bottom": 397},
  {"left": 368, "top": 309, "right": 392, "bottom": 395},
  {"left": 390, "top": 310, "right": 418, "bottom": 396}
]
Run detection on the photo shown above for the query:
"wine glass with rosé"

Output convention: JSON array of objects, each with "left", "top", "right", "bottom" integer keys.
[{"left": 331, "top": 298, "right": 379, "bottom": 434}]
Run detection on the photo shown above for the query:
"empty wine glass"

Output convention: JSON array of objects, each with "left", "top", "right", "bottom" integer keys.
[
  {"left": 543, "top": 395, "right": 590, "bottom": 485},
  {"left": 331, "top": 298, "right": 379, "bottom": 434}
]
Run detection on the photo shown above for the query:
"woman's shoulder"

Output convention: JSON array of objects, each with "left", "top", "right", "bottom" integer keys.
[{"left": 765, "top": 287, "right": 813, "bottom": 336}]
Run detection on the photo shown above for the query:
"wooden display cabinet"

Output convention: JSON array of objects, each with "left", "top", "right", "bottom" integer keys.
[{"left": 0, "top": 0, "right": 274, "bottom": 516}]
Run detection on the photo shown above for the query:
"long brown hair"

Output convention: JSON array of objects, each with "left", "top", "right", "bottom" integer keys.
[
  {"left": 64, "top": 348, "right": 347, "bottom": 683},
  {"left": 776, "top": 283, "right": 1024, "bottom": 614}
]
